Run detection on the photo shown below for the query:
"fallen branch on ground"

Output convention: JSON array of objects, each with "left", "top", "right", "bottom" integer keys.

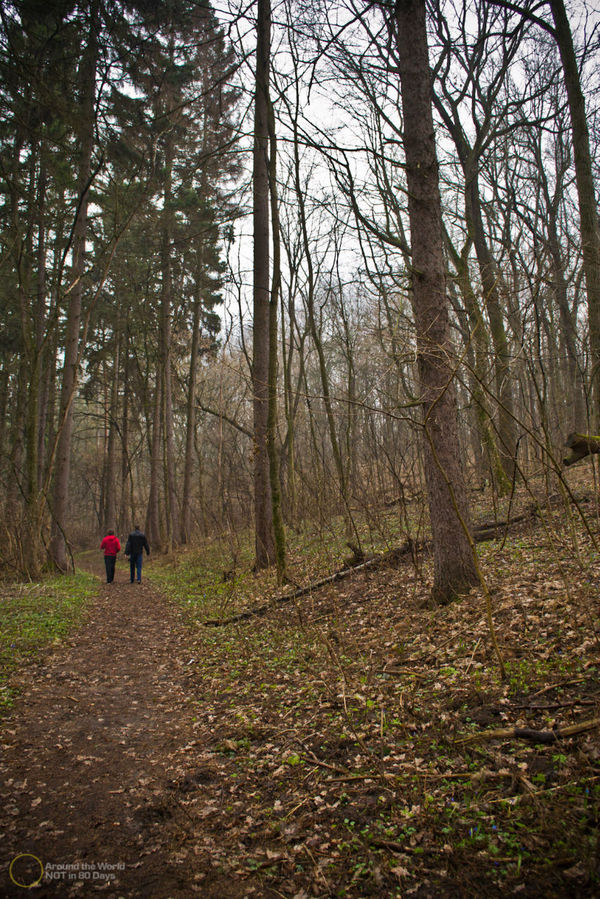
[
  {"left": 204, "top": 507, "right": 543, "bottom": 627},
  {"left": 203, "top": 545, "right": 414, "bottom": 627},
  {"left": 457, "top": 716, "right": 600, "bottom": 745}
]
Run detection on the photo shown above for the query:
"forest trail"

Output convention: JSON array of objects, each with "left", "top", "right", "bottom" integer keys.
[{"left": 0, "top": 568, "right": 248, "bottom": 898}]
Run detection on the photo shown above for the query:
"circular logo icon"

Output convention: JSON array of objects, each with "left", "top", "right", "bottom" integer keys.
[{"left": 9, "top": 854, "right": 44, "bottom": 889}]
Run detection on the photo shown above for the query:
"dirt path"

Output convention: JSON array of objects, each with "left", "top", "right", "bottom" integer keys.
[{"left": 0, "top": 568, "right": 239, "bottom": 898}]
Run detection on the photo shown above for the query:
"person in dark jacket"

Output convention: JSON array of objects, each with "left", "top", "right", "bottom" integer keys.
[
  {"left": 100, "top": 529, "right": 121, "bottom": 583},
  {"left": 125, "top": 525, "right": 150, "bottom": 583}
]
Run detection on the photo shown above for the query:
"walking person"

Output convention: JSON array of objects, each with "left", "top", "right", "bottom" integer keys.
[
  {"left": 100, "top": 529, "right": 121, "bottom": 583},
  {"left": 125, "top": 525, "right": 150, "bottom": 583}
]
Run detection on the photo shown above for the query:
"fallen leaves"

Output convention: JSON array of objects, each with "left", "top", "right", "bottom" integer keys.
[{"left": 2, "top": 479, "right": 600, "bottom": 896}]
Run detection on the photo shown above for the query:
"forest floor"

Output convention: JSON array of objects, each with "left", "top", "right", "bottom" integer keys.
[{"left": 1, "top": 473, "right": 600, "bottom": 897}]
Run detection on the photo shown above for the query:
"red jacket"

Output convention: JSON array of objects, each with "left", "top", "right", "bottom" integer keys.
[{"left": 100, "top": 535, "right": 121, "bottom": 556}]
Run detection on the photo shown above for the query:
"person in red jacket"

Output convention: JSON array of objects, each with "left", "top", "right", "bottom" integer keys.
[{"left": 100, "top": 529, "right": 121, "bottom": 583}]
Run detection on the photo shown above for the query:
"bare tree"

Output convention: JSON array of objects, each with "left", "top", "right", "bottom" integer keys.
[
  {"left": 489, "top": 0, "right": 600, "bottom": 426},
  {"left": 253, "top": 0, "right": 277, "bottom": 568},
  {"left": 393, "top": 0, "right": 478, "bottom": 602}
]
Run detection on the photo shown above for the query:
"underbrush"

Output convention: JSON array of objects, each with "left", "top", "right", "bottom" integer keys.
[
  {"left": 151, "top": 480, "right": 600, "bottom": 897},
  {"left": 0, "top": 572, "right": 97, "bottom": 713}
]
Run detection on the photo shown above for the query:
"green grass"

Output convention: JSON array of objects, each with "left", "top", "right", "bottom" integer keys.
[{"left": 0, "top": 571, "right": 97, "bottom": 713}]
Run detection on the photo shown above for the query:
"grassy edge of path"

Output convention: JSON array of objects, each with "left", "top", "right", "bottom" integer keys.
[{"left": 0, "top": 569, "right": 98, "bottom": 715}]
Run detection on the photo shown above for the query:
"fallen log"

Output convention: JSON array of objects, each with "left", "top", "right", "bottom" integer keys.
[
  {"left": 204, "top": 507, "right": 539, "bottom": 628},
  {"left": 203, "top": 540, "right": 417, "bottom": 627},
  {"left": 457, "top": 716, "right": 600, "bottom": 745},
  {"left": 563, "top": 432, "right": 600, "bottom": 466}
]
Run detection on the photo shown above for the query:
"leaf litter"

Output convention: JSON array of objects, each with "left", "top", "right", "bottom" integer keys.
[{"left": 0, "top": 474, "right": 599, "bottom": 897}]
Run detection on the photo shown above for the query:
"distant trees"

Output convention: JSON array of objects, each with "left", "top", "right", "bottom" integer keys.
[
  {"left": 0, "top": 0, "right": 598, "bottom": 599},
  {"left": 0, "top": 0, "right": 239, "bottom": 574}
]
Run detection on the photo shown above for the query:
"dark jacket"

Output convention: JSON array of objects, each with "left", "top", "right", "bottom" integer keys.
[{"left": 125, "top": 529, "right": 150, "bottom": 558}]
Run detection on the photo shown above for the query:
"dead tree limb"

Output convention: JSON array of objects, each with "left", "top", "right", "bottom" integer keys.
[
  {"left": 204, "top": 508, "right": 539, "bottom": 628},
  {"left": 457, "top": 716, "right": 600, "bottom": 745},
  {"left": 203, "top": 541, "right": 417, "bottom": 627},
  {"left": 563, "top": 433, "right": 600, "bottom": 466}
]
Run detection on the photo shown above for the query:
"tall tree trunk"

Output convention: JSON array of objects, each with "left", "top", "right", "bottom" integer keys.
[
  {"left": 102, "top": 335, "right": 120, "bottom": 531},
  {"left": 50, "top": 0, "right": 98, "bottom": 571},
  {"left": 445, "top": 229, "right": 509, "bottom": 490},
  {"left": 35, "top": 155, "right": 50, "bottom": 494},
  {"left": 19, "top": 143, "right": 43, "bottom": 574},
  {"left": 160, "top": 133, "right": 179, "bottom": 551},
  {"left": 394, "top": 0, "right": 478, "bottom": 603},
  {"left": 120, "top": 325, "right": 130, "bottom": 533},
  {"left": 547, "top": 197, "right": 586, "bottom": 432},
  {"left": 120, "top": 324, "right": 134, "bottom": 533},
  {"left": 465, "top": 170, "right": 517, "bottom": 484},
  {"left": 146, "top": 372, "right": 163, "bottom": 547},
  {"left": 291, "top": 101, "right": 357, "bottom": 540},
  {"left": 267, "top": 93, "right": 286, "bottom": 582},
  {"left": 549, "top": 0, "right": 600, "bottom": 427},
  {"left": 6, "top": 360, "right": 27, "bottom": 525},
  {"left": 252, "top": 0, "right": 276, "bottom": 568},
  {"left": 181, "top": 276, "right": 202, "bottom": 544}
]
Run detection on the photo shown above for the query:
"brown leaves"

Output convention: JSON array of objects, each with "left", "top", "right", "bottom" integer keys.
[{"left": 2, "top": 480, "right": 600, "bottom": 896}]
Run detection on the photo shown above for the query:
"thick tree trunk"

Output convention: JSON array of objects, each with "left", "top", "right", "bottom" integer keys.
[
  {"left": 120, "top": 325, "right": 132, "bottom": 534},
  {"left": 253, "top": 0, "right": 276, "bottom": 568},
  {"left": 563, "top": 432, "right": 600, "bottom": 466},
  {"left": 267, "top": 98, "right": 286, "bottom": 582},
  {"left": 394, "top": 0, "right": 478, "bottom": 603},
  {"left": 19, "top": 147, "right": 45, "bottom": 575}
]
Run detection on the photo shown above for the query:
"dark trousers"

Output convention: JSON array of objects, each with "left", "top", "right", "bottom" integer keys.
[
  {"left": 104, "top": 555, "right": 116, "bottom": 583},
  {"left": 130, "top": 553, "right": 143, "bottom": 582}
]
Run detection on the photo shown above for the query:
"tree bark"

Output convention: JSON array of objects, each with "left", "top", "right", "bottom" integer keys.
[
  {"left": 252, "top": 0, "right": 276, "bottom": 568},
  {"left": 563, "top": 432, "right": 600, "bottom": 466},
  {"left": 146, "top": 369, "right": 163, "bottom": 547},
  {"left": 181, "top": 271, "right": 203, "bottom": 544},
  {"left": 445, "top": 228, "right": 509, "bottom": 489},
  {"left": 394, "top": 0, "right": 478, "bottom": 603},
  {"left": 267, "top": 94, "right": 286, "bottom": 582},
  {"left": 102, "top": 334, "right": 120, "bottom": 532},
  {"left": 464, "top": 170, "right": 517, "bottom": 483},
  {"left": 159, "top": 130, "right": 180, "bottom": 551}
]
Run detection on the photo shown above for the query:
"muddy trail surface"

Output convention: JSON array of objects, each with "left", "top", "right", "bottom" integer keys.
[{"left": 0, "top": 568, "right": 247, "bottom": 898}]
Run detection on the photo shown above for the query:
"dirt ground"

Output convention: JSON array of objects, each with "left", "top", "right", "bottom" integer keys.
[{"left": 0, "top": 567, "right": 253, "bottom": 898}]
